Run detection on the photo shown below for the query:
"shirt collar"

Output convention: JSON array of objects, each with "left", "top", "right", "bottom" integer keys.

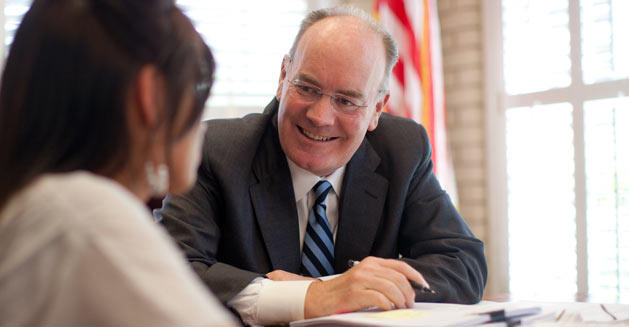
[{"left": 286, "top": 158, "right": 345, "bottom": 202}]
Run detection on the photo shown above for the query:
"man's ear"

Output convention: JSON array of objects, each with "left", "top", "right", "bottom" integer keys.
[
  {"left": 134, "top": 65, "right": 161, "bottom": 128},
  {"left": 368, "top": 93, "right": 389, "bottom": 131},
  {"left": 276, "top": 55, "right": 290, "bottom": 101}
]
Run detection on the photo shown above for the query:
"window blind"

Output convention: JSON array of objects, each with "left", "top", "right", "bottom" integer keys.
[
  {"left": 177, "top": 0, "right": 307, "bottom": 119},
  {"left": 580, "top": 0, "right": 629, "bottom": 84},
  {"left": 584, "top": 96, "right": 629, "bottom": 302},
  {"left": 501, "top": 0, "right": 571, "bottom": 95},
  {"left": 2, "top": 0, "right": 308, "bottom": 119},
  {"left": 2, "top": 0, "right": 29, "bottom": 55}
]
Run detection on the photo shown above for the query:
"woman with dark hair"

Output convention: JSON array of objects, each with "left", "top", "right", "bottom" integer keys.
[{"left": 0, "top": 0, "right": 237, "bottom": 326}]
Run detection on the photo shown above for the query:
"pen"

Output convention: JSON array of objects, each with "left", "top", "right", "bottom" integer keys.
[{"left": 347, "top": 259, "right": 437, "bottom": 295}]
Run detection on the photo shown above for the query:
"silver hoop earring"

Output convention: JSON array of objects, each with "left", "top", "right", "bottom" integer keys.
[{"left": 145, "top": 161, "right": 169, "bottom": 196}]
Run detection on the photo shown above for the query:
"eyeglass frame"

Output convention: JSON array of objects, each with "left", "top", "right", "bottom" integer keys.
[{"left": 286, "top": 78, "right": 372, "bottom": 114}]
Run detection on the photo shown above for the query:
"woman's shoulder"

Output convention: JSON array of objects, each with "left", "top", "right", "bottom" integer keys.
[
  {"left": 1, "top": 171, "right": 163, "bottom": 256},
  {"left": 0, "top": 172, "right": 237, "bottom": 326},
  {"left": 0, "top": 171, "right": 152, "bottom": 260},
  {"left": 37, "top": 171, "right": 145, "bottom": 214},
  {"left": 30, "top": 172, "right": 145, "bottom": 228}
]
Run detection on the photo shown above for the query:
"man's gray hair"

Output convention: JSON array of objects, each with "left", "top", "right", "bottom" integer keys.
[{"left": 288, "top": 6, "right": 399, "bottom": 95}]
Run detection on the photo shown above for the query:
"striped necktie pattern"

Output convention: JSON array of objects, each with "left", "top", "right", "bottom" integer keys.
[{"left": 300, "top": 180, "right": 334, "bottom": 277}]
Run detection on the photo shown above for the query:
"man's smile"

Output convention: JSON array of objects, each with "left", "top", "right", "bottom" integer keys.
[{"left": 299, "top": 126, "right": 337, "bottom": 142}]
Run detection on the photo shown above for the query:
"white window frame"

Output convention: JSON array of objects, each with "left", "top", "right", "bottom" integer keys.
[{"left": 484, "top": 0, "right": 629, "bottom": 299}]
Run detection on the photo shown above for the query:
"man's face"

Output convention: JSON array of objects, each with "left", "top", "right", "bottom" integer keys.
[{"left": 276, "top": 16, "right": 389, "bottom": 177}]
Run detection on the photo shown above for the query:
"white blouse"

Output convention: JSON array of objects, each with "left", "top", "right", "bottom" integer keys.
[{"left": 0, "top": 172, "right": 238, "bottom": 327}]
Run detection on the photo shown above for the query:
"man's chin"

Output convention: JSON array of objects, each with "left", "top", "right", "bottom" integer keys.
[{"left": 291, "top": 158, "right": 331, "bottom": 177}]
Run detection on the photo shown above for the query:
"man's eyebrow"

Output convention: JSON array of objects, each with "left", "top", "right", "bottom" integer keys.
[
  {"left": 295, "top": 73, "right": 321, "bottom": 87},
  {"left": 337, "top": 89, "right": 365, "bottom": 100},
  {"left": 296, "top": 73, "right": 365, "bottom": 100}
]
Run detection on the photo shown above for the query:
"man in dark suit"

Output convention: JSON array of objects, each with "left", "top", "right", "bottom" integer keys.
[{"left": 156, "top": 6, "right": 487, "bottom": 326}]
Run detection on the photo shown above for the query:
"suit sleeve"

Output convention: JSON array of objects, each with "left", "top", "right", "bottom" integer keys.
[
  {"left": 397, "top": 127, "right": 487, "bottom": 304},
  {"left": 155, "top": 160, "right": 263, "bottom": 304}
]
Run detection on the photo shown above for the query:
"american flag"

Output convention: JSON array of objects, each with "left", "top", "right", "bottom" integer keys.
[{"left": 374, "top": 0, "right": 458, "bottom": 205}]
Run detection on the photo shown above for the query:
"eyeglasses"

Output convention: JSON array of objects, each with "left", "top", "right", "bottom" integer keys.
[{"left": 287, "top": 79, "right": 369, "bottom": 114}]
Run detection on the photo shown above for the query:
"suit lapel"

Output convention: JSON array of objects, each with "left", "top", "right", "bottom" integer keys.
[
  {"left": 249, "top": 105, "right": 302, "bottom": 273},
  {"left": 334, "top": 140, "right": 388, "bottom": 273}
]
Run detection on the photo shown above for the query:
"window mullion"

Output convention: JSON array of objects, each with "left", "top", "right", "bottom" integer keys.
[
  {"left": 483, "top": 0, "right": 510, "bottom": 298},
  {"left": 573, "top": 98, "right": 588, "bottom": 300},
  {"left": 568, "top": 0, "right": 588, "bottom": 300}
]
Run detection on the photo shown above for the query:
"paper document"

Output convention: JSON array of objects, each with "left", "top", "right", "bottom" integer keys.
[{"left": 289, "top": 302, "right": 549, "bottom": 327}]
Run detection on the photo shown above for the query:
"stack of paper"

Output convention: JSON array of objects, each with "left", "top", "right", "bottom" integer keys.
[{"left": 289, "top": 303, "right": 555, "bottom": 327}]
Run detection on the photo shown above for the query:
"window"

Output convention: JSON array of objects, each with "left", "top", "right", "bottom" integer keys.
[
  {"left": 1, "top": 0, "right": 310, "bottom": 119},
  {"left": 505, "top": 103, "right": 577, "bottom": 299},
  {"left": 486, "top": 0, "right": 629, "bottom": 302},
  {"left": 584, "top": 96, "right": 629, "bottom": 302},
  {"left": 177, "top": 1, "right": 307, "bottom": 119},
  {"left": 2, "top": 0, "right": 29, "bottom": 55}
]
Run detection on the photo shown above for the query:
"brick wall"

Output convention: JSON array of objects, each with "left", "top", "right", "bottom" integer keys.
[{"left": 437, "top": 0, "right": 487, "bottom": 243}]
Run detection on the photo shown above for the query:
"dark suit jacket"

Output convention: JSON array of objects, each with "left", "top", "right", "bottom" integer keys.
[{"left": 156, "top": 98, "right": 487, "bottom": 305}]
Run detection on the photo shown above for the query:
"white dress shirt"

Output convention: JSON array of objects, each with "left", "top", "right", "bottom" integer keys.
[{"left": 228, "top": 158, "right": 345, "bottom": 326}]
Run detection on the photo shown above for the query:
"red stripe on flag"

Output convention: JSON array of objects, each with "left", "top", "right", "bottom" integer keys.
[
  {"left": 391, "top": 60, "right": 413, "bottom": 118},
  {"left": 392, "top": 58, "right": 405, "bottom": 89},
  {"left": 377, "top": 0, "right": 421, "bottom": 77}
]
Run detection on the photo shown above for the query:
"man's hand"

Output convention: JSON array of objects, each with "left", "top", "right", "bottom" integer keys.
[
  {"left": 266, "top": 270, "right": 318, "bottom": 281},
  {"left": 303, "top": 256, "right": 428, "bottom": 318}
]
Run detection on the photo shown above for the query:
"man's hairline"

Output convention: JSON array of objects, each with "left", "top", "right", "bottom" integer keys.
[{"left": 286, "top": 16, "right": 390, "bottom": 102}]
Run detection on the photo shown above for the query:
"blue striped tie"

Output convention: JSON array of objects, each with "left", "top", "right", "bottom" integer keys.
[{"left": 301, "top": 180, "right": 335, "bottom": 277}]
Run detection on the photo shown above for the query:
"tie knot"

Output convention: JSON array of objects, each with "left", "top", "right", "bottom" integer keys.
[{"left": 313, "top": 180, "right": 332, "bottom": 205}]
